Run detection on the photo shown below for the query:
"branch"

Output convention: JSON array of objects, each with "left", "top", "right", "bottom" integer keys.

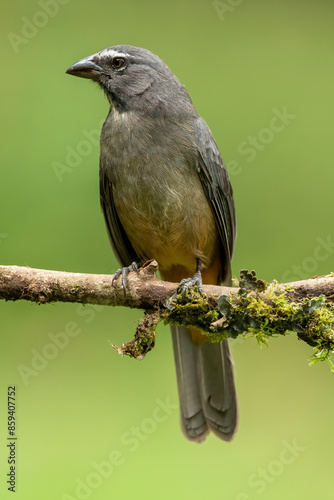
[
  {"left": 1, "top": 262, "right": 333, "bottom": 367},
  {"left": 1, "top": 261, "right": 333, "bottom": 307}
]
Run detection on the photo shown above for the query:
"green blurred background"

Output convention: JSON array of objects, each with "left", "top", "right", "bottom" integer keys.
[{"left": 1, "top": 0, "right": 333, "bottom": 498}]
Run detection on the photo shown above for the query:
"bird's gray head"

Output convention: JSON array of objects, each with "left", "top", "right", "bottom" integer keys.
[{"left": 66, "top": 45, "right": 193, "bottom": 115}]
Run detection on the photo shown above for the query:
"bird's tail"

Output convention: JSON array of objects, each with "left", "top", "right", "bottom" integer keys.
[{"left": 171, "top": 324, "right": 238, "bottom": 442}]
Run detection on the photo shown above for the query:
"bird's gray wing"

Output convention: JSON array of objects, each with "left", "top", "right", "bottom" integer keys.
[
  {"left": 194, "top": 117, "right": 236, "bottom": 283},
  {"left": 99, "top": 160, "right": 139, "bottom": 267}
]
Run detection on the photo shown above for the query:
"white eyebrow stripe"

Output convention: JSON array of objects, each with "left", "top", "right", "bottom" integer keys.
[{"left": 100, "top": 48, "right": 129, "bottom": 59}]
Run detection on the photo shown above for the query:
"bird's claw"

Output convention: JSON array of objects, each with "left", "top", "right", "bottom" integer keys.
[
  {"left": 178, "top": 271, "right": 203, "bottom": 298},
  {"left": 112, "top": 262, "right": 138, "bottom": 295}
]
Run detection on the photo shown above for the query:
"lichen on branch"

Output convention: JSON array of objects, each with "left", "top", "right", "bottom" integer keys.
[{"left": 159, "top": 270, "right": 334, "bottom": 370}]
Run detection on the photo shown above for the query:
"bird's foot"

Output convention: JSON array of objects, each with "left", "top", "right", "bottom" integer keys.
[
  {"left": 177, "top": 258, "right": 203, "bottom": 298},
  {"left": 112, "top": 262, "right": 139, "bottom": 295}
]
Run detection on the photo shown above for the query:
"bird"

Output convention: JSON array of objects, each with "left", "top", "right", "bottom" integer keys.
[{"left": 66, "top": 45, "right": 238, "bottom": 442}]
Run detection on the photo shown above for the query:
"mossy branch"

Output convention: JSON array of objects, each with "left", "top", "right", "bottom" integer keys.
[{"left": 1, "top": 262, "right": 333, "bottom": 368}]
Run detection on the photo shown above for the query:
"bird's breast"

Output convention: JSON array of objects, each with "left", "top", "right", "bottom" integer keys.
[{"left": 100, "top": 112, "right": 218, "bottom": 271}]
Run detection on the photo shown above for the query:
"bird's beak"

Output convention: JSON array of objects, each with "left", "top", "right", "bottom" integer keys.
[{"left": 66, "top": 55, "right": 102, "bottom": 80}]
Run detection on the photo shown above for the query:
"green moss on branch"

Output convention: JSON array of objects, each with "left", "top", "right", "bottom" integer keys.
[{"left": 162, "top": 271, "right": 334, "bottom": 370}]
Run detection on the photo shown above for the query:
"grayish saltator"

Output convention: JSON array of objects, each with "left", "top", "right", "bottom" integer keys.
[{"left": 66, "top": 45, "right": 237, "bottom": 442}]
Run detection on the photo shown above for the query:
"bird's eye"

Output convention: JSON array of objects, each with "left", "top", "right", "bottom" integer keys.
[{"left": 112, "top": 57, "right": 126, "bottom": 69}]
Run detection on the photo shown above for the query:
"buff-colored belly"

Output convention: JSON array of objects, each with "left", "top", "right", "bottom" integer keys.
[{"left": 112, "top": 170, "right": 218, "bottom": 273}]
